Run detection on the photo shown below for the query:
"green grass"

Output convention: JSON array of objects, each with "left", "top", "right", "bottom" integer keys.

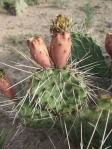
[
  {"left": 10, "top": 35, "right": 24, "bottom": 46},
  {"left": 9, "top": 34, "right": 38, "bottom": 46},
  {"left": 0, "top": 0, "right": 4, "bottom": 7},
  {"left": 0, "top": 129, "right": 7, "bottom": 149},
  {"left": 8, "top": 35, "right": 25, "bottom": 62},
  {"left": 1, "top": 0, "right": 14, "bottom": 7},
  {"left": 52, "top": 0, "right": 69, "bottom": 8},
  {"left": 25, "top": 0, "right": 39, "bottom": 5},
  {"left": 82, "top": 2, "right": 94, "bottom": 29}
]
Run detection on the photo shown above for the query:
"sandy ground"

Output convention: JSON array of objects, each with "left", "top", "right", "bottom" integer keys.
[{"left": 0, "top": 0, "right": 112, "bottom": 148}]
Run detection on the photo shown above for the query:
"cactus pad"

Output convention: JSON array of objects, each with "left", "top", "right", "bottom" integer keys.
[
  {"left": 71, "top": 33, "right": 111, "bottom": 77},
  {"left": 17, "top": 68, "right": 87, "bottom": 128},
  {"left": 71, "top": 93, "right": 112, "bottom": 148}
]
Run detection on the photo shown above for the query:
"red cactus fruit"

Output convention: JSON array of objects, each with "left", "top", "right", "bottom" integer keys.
[
  {"left": 50, "top": 32, "right": 71, "bottom": 68},
  {"left": 0, "top": 69, "right": 16, "bottom": 99},
  {"left": 27, "top": 36, "right": 51, "bottom": 68},
  {"left": 50, "top": 14, "right": 72, "bottom": 68},
  {"left": 105, "top": 33, "right": 112, "bottom": 58}
]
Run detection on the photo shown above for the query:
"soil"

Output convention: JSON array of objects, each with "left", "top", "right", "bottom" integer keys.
[{"left": 0, "top": 0, "right": 112, "bottom": 149}]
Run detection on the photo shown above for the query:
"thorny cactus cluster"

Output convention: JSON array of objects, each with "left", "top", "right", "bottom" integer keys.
[{"left": 0, "top": 14, "right": 112, "bottom": 148}]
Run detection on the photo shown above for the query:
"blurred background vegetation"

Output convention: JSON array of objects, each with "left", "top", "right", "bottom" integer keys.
[{"left": 0, "top": 0, "right": 69, "bottom": 15}]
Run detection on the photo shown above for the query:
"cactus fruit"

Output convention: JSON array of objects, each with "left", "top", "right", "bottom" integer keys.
[
  {"left": 105, "top": 33, "right": 112, "bottom": 58},
  {"left": 71, "top": 33, "right": 112, "bottom": 77},
  {"left": 0, "top": 69, "right": 16, "bottom": 99},
  {"left": 27, "top": 36, "right": 51, "bottom": 69},
  {"left": 50, "top": 14, "right": 72, "bottom": 68}
]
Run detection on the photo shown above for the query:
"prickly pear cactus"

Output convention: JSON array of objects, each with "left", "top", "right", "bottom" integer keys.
[
  {"left": 70, "top": 93, "right": 112, "bottom": 148},
  {"left": 18, "top": 68, "right": 88, "bottom": 128},
  {"left": 3, "top": 0, "right": 27, "bottom": 15},
  {"left": 71, "top": 33, "right": 111, "bottom": 77},
  {"left": 15, "top": 14, "right": 89, "bottom": 129},
  {"left": 8, "top": 15, "right": 88, "bottom": 132},
  {"left": 15, "top": 0, "right": 27, "bottom": 15},
  {"left": 1, "top": 14, "right": 112, "bottom": 148}
]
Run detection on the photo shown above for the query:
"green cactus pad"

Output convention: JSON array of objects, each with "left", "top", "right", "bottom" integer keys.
[
  {"left": 71, "top": 33, "right": 111, "bottom": 77},
  {"left": 17, "top": 79, "right": 112, "bottom": 148},
  {"left": 17, "top": 68, "right": 87, "bottom": 128},
  {"left": 60, "top": 92, "right": 112, "bottom": 148},
  {"left": 73, "top": 97, "right": 112, "bottom": 148}
]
